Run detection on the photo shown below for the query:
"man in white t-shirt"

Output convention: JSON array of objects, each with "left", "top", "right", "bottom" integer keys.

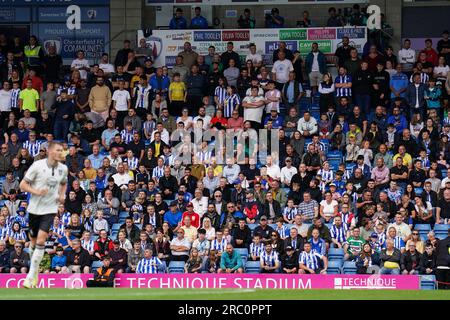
[
  {"left": 71, "top": 50, "right": 90, "bottom": 80},
  {"left": 193, "top": 106, "right": 212, "bottom": 131},
  {"left": 112, "top": 80, "right": 131, "bottom": 120},
  {"left": 265, "top": 155, "right": 281, "bottom": 180},
  {"left": 271, "top": 51, "right": 294, "bottom": 91},
  {"left": 245, "top": 43, "right": 263, "bottom": 67},
  {"left": 0, "top": 81, "right": 12, "bottom": 121},
  {"left": 281, "top": 157, "right": 298, "bottom": 187},
  {"left": 242, "top": 86, "right": 265, "bottom": 129},
  {"left": 264, "top": 80, "right": 281, "bottom": 114},
  {"left": 398, "top": 39, "right": 416, "bottom": 74},
  {"left": 99, "top": 53, "right": 115, "bottom": 76}
]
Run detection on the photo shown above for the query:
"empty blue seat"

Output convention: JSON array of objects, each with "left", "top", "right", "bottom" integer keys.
[
  {"left": 168, "top": 261, "right": 185, "bottom": 274},
  {"left": 248, "top": 224, "right": 258, "bottom": 232},
  {"left": 269, "top": 224, "right": 277, "bottom": 230},
  {"left": 111, "top": 223, "right": 121, "bottom": 231},
  {"left": 325, "top": 223, "right": 332, "bottom": 230},
  {"left": 342, "top": 261, "right": 357, "bottom": 274},
  {"left": 328, "top": 248, "right": 345, "bottom": 261},
  {"left": 245, "top": 261, "right": 261, "bottom": 274},
  {"left": 434, "top": 224, "right": 450, "bottom": 232},
  {"left": 414, "top": 188, "right": 423, "bottom": 196},
  {"left": 119, "top": 211, "right": 130, "bottom": 219},
  {"left": 327, "top": 260, "right": 343, "bottom": 274},
  {"left": 415, "top": 224, "right": 432, "bottom": 232},
  {"left": 235, "top": 248, "right": 249, "bottom": 261},
  {"left": 91, "top": 261, "right": 103, "bottom": 269},
  {"left": 420, "top": 275, "right": 436, "bottom": 290}
]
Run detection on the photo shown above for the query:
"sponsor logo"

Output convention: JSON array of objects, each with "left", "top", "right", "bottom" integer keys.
[
  {"left": 168, "top": 32, "right": 192, "bottom": 41},
  {"left": 265, "top": 41, "right": 297, "bottom": 54},
  {"left": 44, "top": 39, "right": 62, "bottom": 54},
  {"left": 279, "top": 29, "right": 307, "bottom": 41},
  {"left": 334, "top": 275, "right": 397, "bottom": 290},
  {"left": 337, "top": 27, "right": 366, "bottom": 39},
  {"left": 298, "top": 40, "right": 332, "bottom": 54},
  {"left": 222, "top": 30, "right": 250, "bottom": 41},
  {"left": 165, "top": 56, "right": 177, "bottom": 67},
  {"left": 144, "top": 36, "right": 163, "bottom": 60},
  {"left": 307, "top": 28, "right": 336, "bottom": 40},
  {"left": 194, "top": 31, "right": 221, "bottom": 41}
]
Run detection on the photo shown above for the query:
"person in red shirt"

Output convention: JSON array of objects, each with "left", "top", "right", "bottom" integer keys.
[
  {"left": 181, "top": 202, "right": 200, "bottom": 229},
  {"left": 420, "top": 39, "right": 439, "bottom": 66},
  {"left": 21, "top": 68, "right": 44, "bottom": 93},
  {"left": 93, "top": 229, "right": 115, "bottom": 261}
]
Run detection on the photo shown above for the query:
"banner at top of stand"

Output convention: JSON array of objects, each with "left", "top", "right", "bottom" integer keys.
[
  {"left": 145, "top": 0, "right": 365, "bottom": 5},
  {"left": 0, "top": 0, "right": 110, "bottom": 6}
]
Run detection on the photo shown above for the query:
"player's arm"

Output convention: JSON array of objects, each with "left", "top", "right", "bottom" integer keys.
[{"left": 19, "top": 166, "right": 47, "bottom": 196}]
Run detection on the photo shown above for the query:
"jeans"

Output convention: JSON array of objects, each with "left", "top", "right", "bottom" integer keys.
[
  {"left": 380, "top": 267, "right": 400, "bottom": 275},
  {"left": 354, "top": 94, "right": 371, "bottom": 115},
  {"left": 53, "top": 120, "right": 70, "bottom": 141}
]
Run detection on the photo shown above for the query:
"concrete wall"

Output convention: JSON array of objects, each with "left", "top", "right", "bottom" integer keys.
[{"left": 110, "top": 0, "right": 142, "bottom": 61}]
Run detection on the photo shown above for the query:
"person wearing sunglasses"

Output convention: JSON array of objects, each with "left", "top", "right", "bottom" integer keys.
[{"left": 406, "top": 230, "right": 425, "bottom": 254}]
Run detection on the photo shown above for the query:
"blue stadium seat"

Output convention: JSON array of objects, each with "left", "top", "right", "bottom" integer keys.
[
  {"left": 111, "top": 223, "right": 121, "bottom": 231},
  {"left": 269, "top": 224, "right": 277, "bottom": 230},
  {"left": 164, "top": 200, "right": 172, "bottom": 206},
  {"left": 414, "top": 188, "right": 423, "bottom": 196},
  {"left": 420, "top": 275, "right": 436, "bottom": 290},
  {"left": 328, "top": 248, "right": 345, "bottom": 261},
  {"left": 168, "top": 261, "right": 185, "bottom": 274},
  {"left": 245, "top": 261, "right": 261, "bottom": 274},
  {"left": 91, "top": 261, "right": 103, "bottom": 271},
  {"left": 0, "top": 200, "right": 5, "bottom": 208},
  {"left": 327, "top": 260, "right": 343, "bottom": 274},
  {"left": 135, "top": 224, "right": 142, "bottom": 230},
  {"left": 434, "top": 224, "right": 450, "bottom": 239},
  {"left": 248, "top": 224, "right": 258, "bottom": 232},
  {"left": 415, "top": 224, "right": 432, "bottom": 232},
  {"left": 90, "top": 235, "right": 98, "bottom": 242},
  {"left": 119, "top": 211, "right": 130, "bottom": 219},
  {"left": 235, "top": 248, "right": 249, "bottom": 262},
  {"left": 325, "top": 223, "right": 332, "bottom": 230},
  {"left": 442, "top": 169, "right": 448, "bottom": 179},
  {"left": 342, "top": 261, "right": 357, "bottom": 274},
  {"left": 110, "top": 231, "right": 118, "bottom": 240}
]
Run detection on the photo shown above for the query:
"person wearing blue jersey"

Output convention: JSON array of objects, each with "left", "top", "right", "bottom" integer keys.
[
  {"left": 169, "top": 8, "right": 187, "bottom": 30},
  {"left": 136, "top": 248, "right": 163, "bottom": 274},
  {"left": 190, "top": 7, "right": 208, "bottom": 29},
  {"left": 260, "top": 242, "right": 280, "bottom": 273},
  {"left": 298, "top": 242, "right": 328, "bottom": 274}
]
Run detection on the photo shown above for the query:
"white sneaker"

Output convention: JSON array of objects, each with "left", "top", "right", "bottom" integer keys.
[{"left": 23, "top": 273, "right": 38, "bottom": 289}]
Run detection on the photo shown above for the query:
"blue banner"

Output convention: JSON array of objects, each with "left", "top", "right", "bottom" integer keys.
[
  {"left": 0, "top": 0, "right": 109, "bottom": 6},
  {"left": 38, "top": 23, "right": 109, "bottom": 63},
  {"left": 38, "top": 6, "right": 109, "bottom": 23},
  {"left": 0, "top": 7, "right": 31, "bottom": 22},
  {"left": 336, "top": 27, "right": 366, "bottom": 39}
]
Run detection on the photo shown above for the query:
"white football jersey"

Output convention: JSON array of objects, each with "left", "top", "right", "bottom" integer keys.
[{"left": 23, "top": 159, "right": 68, "bottom": 215}]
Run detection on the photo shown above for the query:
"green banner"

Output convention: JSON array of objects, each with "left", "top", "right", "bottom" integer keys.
[
  {"left": 298, "top": 40, "right": 332, "bottom": 55},
  {"left": 279, "top": 29, "right": 307, "bottom": 41}
]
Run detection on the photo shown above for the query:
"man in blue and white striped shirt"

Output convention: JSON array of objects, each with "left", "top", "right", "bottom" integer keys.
[
  {"left": 334, "top": 66, "right": 352, "bottom": 98},
  {"left": 330, "top": 215, "right": 349, "bottom": 248},
  {"left": 136, "top": 248, "right": 163, "bottom": 274},
  {"left": 249, "top": 234, "right": 264, "bottom": 261},
  {"left": 23, "top": 131, "right": 41, "bottom": 157},
  {"left": 120, "top": 122, "right": 136, "bottom": 144},
  {"left": 298, "top": 242, "right": 328, "bottom": 274},
  {"left": 260, "top": 243, "right": 279, "bottom": 273}
]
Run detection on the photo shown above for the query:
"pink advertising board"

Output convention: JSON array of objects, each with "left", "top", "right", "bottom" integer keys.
[
  {"left": 307, "top": 28, "right": 337, "bottom": 40},
  {"left": 0, "top": 274, "right": 420, "bottom": 290}
]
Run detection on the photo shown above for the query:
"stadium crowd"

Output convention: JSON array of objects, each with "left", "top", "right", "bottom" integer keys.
[{"left": 0, "top": 5, "right": 449, "bottom": 289}]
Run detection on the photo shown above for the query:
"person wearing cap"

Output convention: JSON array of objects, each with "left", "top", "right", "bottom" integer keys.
[
  {"left": 282, "top": 245, "right": 298, "bottom": 274},
  {"left": 230, "top": 180, "right": 245, "bottom": 209},
  {"left": 170, "top": 228, "right": 191, "bottom": 262},
  {"left": 181, "top": 202, "right": 200, "bottom": 229},
  {"left": 86, "top": 255, "right": 116, "bottom": 287},
  {"left": 253, "top": 215, "right": 274, "bottom": 241}
]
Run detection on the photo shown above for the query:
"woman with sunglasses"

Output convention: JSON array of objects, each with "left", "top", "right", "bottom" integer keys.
[{"left": 406, "top": 229, "right": 425, "bottom": 254}]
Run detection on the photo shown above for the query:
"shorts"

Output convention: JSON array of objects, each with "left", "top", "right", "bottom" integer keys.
[
  {"left": 29, "top": 213, "right": 56, "bottom": 238},
  {"left": 309, "top": 71, "right": 323, "bottom": 87}
]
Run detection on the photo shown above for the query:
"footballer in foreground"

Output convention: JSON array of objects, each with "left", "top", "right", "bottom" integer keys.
[{"left": 19, "top": 142, "right": 68, "bottom": 289}]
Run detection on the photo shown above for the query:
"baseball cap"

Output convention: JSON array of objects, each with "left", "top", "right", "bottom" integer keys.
[
  {"left": 370, "top": 233, "right": 378, "bottom": 238},
  {"left": 285, "top": 246, "right": 294, "bottom": 251},
  {"left": 329, "top": 183, "right": 336, "bottom": 187},
  {"left": 144, "top": 56, "right": 153, "bottom": 62},
  {"left": 260, "top": 215, "right": 268, "bottom": 221},
  {"left": 178, "top": 191, "right": 185, "bottom": 196},
  {"left": 285, "top": 157, "right": 292, "bottom": 162},
  {"left": 186, "top": 202, "right": 194, "bottom": 207},
  {"left": 17, "top": 207, "right": 26, "bottom": 214}
]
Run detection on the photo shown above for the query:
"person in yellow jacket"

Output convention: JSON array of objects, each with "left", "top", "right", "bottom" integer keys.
[
  {"left": 24, "top": 36, "right": 44, "bottom": 72},
  {"left": 89, "top": 76, "right": 112, "bottom": 121},
  {"left": 86, "top": 255, "right": 116, "bottom": 287}
]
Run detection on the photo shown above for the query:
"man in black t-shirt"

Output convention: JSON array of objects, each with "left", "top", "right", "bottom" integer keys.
[
  {"left": 436, "top": 189, "right": 450, "bottom": 224},
  {"left": 390, "top": 157, "right": 409, "bottom": 190}
]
